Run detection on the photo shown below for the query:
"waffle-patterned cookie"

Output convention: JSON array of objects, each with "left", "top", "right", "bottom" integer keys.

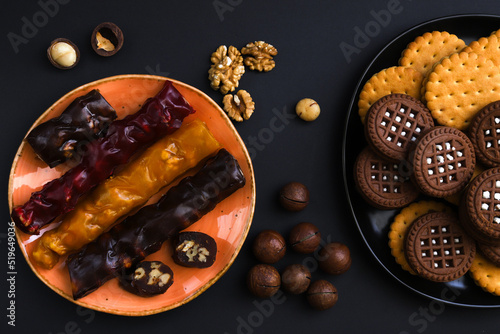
[
  {"left": 478, "top": 243, "right": 500, "bottom": 267},
  {"left": 460, "top": 167, "right": 500, "bottom": 246},
  {"left": 353, "top": 147, "right": 419, "bottom": 209},
  {"left": 412, "top": 126, "right": 476, "bottom": 198},
  {"left": 468, "top": 100, "right": 500, "bottom": 168},
  {"left": 389, "top": 201, "right": 453, "bottom": 275},
  {"left": 365, "top": 94, "right": 435, "bottom": 162},
  {"left": 405, "top": 211, "right": 476, "bottom": 282}
]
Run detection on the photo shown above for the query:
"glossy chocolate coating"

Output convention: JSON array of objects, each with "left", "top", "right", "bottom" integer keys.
[
  {"left": 172, "top": 232, "right": 217, "bottom": 268},
  {"left": 13, "top": 80, "right": 194, "bottom": 235},
  {"left": 119, "top": 261, "right": 174, "bottom": 297},
  {"left": 67, "top": 149, "right": 245, "bottom": 300},
  {"left": 26, "top": 89, "right": 116, "bottom": 168}
]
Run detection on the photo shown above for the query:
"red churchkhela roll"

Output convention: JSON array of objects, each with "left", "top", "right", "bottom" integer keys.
[{"left": 12, "top": 81, "right": 195, "bottom": 235}]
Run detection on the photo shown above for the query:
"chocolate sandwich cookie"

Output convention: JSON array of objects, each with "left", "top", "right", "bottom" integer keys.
[
  {"left": 365, "top": 94, "right": 434, "bottom": 162},
  {"left": 354, "top": 147, "right": 419, "bottom": 209},
  {"left": 468, "top": 100, "right": 500, "bottom": 168},
  {"left": 460, "top": 167, "right": 500, "bottom": 246},
  {"left": 405, "top": 211, "right": 476, "bottom": 282},
  {"left": 479, "top": 243, "right": 500, "bottom": 267},
  {"left": 412, "top": 126, "right": 475, "bottom": 198}
]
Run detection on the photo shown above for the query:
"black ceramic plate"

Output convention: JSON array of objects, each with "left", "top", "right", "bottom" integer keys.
[{"left": 343, "top": 14, "right": 500, "bottom": 308}]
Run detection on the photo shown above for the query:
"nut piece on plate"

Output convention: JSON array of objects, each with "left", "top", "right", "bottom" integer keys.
[
  {"left": 47, "top": 38, "right": 80, "bottom": 69},
  {"left": 208, "top": 45, "right": 245, "bottom": 94},
  {"left": 241, "top": 41, "right": 278, "bottom": 72},
  {"left": 222, "top": 89, "right": 255, "bottom": 122},
  {"left": 172, "top": 232, "right": 217, "bottom": 268},
  {"left": 91, "top": 22, "right": 124, "bottom": 56},
  {"left": 119, "top": 261, "right": 174, "bottom": 297}
]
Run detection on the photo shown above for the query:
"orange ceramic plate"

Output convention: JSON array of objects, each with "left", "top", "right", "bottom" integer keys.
[{"left": 8, "top": 75, "right": 255, "bottom": 316}]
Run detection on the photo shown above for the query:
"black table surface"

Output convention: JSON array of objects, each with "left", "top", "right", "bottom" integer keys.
[{"left": 2, "top": 1, "right": 500, "bottom": 333}]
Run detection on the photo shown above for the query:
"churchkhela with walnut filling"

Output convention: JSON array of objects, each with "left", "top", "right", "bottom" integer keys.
[{"left": 67, "top": 148, "right": 246, "bottom": 300}]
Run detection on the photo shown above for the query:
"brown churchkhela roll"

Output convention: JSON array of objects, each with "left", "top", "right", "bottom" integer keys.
[{"left": 67, "top": 148, "right": 246, "bottom": 300}]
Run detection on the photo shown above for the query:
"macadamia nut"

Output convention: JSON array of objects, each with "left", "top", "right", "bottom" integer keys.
[
  {"left": 296, "top": 98, "right": 320, "bottom": 121},
  {"left": 50, "top": 42, "right": 77, "bottom": 67},
  {"left": 47, "top": 38, "right": 80, "bottom": 70}
]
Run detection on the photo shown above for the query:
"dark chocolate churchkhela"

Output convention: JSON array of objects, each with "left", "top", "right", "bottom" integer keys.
[
  {"left": 67, "top": 149, "right": 246, "bottom": 300},
  {"left": 26, "top": 89, "right": 117, "bottom": 168},
  {"left": 12, "top": 81, "right": 194, "bottom": 235},
  {"left": 172, "top": 232, "right": 217, "bottom": 268},
  {"left": 119, "top": 261, "right": 174, "bottom": 297}
]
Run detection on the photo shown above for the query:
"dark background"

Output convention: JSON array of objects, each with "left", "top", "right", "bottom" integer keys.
[{"left": 1, "top": 1, "right": 500, "bottom": 333}]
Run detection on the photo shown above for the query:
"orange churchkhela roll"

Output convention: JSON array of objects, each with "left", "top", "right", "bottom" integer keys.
[{"left": 32, "top": 119, "right": 221, "bottom": 269}]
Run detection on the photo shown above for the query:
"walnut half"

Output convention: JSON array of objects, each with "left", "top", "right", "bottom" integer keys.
[
  {"left": 223, "top": 90, "right": 255, "bottom": 122},
  {"left": 208, "top": 45, "right": 245, "bottom": 94},
  {"left": 241, "top": 41, "right": 278, "bottom": 72}
]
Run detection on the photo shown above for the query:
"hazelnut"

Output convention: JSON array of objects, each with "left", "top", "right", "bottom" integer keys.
[
  {"left": 279, "top": 182, "right": 309, "bottom": 211},
  {"left": 252, "top": 230, "right": 286, "bottom": 264},
  {"left": 318, "top": 242, "right": 352, "bottom": 275},
  {"left": 47, "top": 38, "right": 79, "bottom": 69},
  {"left": 306, "top": 280, "right": 338, "bottom": 310},
  {"left": 296, "top": 98, "right": 320, "bottom": 121},
  {"left": 247, "top": 264, "right": 281, "bottom": 298},
  {"left": 281, "top": 264, "right": 311, "bottom": 294},
  {"left": 288, "top": 222, "right": 321, "bottom": 254},
  {"left": 91, "top": 22, "right": 124, "bottom": 56}
]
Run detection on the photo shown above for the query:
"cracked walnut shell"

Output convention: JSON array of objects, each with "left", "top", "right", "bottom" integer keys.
[
  {"left": 223, "top": 90, "right": 255, "bottom": 122},
  {"left": 208, "top": 45, "right": 245, "bottom": 94},
  {"left": 241, "top": 41, "right": 278, "bottom": 72}
]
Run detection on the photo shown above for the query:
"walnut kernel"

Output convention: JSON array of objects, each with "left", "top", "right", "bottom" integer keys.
[
  {"left": 208, "top": 45, "right": 245, "bottom": 94},
  {"left": 241, "top": 41, "right": 278, "bottom": 72},
  {"left": 223, "top": 90, "right": 255, "bottom": 122}
]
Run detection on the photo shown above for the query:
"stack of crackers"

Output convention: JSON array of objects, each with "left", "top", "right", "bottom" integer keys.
[{"left": 355, "top": 30, "right": 500, "bottom": 296}]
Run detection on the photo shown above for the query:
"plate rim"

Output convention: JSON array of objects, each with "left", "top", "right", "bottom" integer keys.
[
  {"left": 342, "top": 14, "right": 500, "bottom": 308},
  {"left": 8, "top": 74, "right": 256, "bottom": 316}
]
